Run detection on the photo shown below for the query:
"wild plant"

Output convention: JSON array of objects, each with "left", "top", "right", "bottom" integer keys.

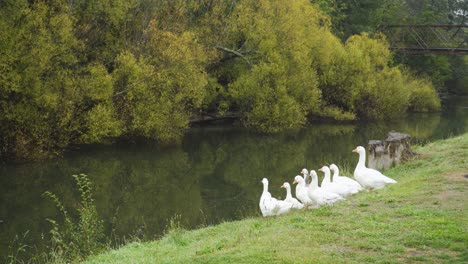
[{"left": 43, "top": 174, "right": 104, "bottom": 263}]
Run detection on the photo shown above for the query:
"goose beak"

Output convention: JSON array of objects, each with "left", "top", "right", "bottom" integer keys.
[
  {"left": 352, "top": 148, "right": 357, "bottom": 153},
  {"left": 293, "top": 179, "right": 298, "bottom": 184},
  {"left": 280, "top": 185, "right": 285, "bottom": 188}
]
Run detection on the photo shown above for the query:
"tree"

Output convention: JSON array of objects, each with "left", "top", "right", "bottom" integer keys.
[
  {"left": 112, "top": 20, "right": 209, "bottom": 142},
  {"left": 0, "top": 0, "right": 442, "bottom": 159}
]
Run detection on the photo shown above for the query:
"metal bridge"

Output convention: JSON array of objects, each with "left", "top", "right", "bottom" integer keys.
[{"left": 381, "top": 24, "right": 468, "bottom": 54}]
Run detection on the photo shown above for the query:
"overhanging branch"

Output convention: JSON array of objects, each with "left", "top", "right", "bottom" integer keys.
[{"left": 215, "top": 45, "right": 252, "bottom": 67}]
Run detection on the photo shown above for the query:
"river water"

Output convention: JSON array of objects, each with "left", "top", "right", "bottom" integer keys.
[{"left": 1, "top": 96, "right": 467, "bottom": 260}]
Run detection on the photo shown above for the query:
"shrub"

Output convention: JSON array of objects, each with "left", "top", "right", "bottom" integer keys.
[
  {"left": 407, "top": 76, "right": 441, "bottom": 112},
  {"left": 343, "top": 34, "right": 411, "bottom": 120},
  {"left": 227, "top": 0, "right": 323, "bottom": 132}
]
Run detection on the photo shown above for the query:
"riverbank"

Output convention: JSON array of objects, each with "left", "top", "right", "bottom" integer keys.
[{"left": 85, "top": 133, "right": 467, "bottom": 263}]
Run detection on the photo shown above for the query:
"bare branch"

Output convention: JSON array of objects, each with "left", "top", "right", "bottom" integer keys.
[
  {"left": 110, "top": 77, "right": 151, "bottom": 98},
  {"left": 215, "top": 46, "right": 252, "bottom": 67}
]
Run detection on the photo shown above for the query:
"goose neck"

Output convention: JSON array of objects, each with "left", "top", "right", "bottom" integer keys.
[
  {"left": 332, "top": 168, "right": 339, "bottom": 180},
  {"left": 323, "top": 170, "right": 331, "bottom": 184},
  {"left": 263, "top": 182, "right": 269, "bottom": 194},
  {"left": 310, "top": 173, "right": 319, "bottom": 190},
  {"left": 357, "top": 151, "right": 366, "bottom": 168},
  {"left": 285, "top": 186, "right": 293, "bottom": 199}
]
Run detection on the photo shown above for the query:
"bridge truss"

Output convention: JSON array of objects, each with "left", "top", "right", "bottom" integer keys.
[{"left": 381, "top": 24, "right": 468, "bottom": 54}]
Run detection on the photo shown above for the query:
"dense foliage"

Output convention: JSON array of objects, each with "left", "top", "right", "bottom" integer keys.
[
  {"left": 314, "top": 0, "right": 468, "bottom": 94},
  {"left": 0, "top": 0, "right": 442, "bottom": 159}
]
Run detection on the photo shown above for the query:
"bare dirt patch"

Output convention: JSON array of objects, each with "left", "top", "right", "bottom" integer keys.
[
  {"left": 434, "top": 172, "right": 467, "bottom": 210},
  {"left": 398, "top": 247, "right": 460, "bottom": 263}
]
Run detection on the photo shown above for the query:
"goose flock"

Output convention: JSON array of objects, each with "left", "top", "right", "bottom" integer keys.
[{"left": 259, "top": 145, "right": 398, "bottom": 217}]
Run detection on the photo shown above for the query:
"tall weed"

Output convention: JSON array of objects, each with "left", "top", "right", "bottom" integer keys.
[{"left": 43, "top": 174, "right": 104, "bottom": 263}]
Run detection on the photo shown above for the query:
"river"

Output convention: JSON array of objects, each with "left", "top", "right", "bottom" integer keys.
[{"left": 1, "top": 96, "right": 467, "bottom": 260}]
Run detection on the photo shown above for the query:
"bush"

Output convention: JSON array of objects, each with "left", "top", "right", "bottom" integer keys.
[
  {"left": 406, "top": 76, "right": 441, "bottom": 112},
  {"left": 354, "top": 66, "right": 411, "bottom": 120},
  {"left": 229, "top": 62, "right": 308, "bottom": 132},
  {"left": 227, "top": 0, "right": 324, "bottom": 132},
  {"left": 317, "top": 33, "right": 418, "bottom": 120}
]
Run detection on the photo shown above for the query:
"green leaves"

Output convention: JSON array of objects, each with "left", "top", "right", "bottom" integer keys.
[
  {"left": 83, "top": 104, "right": 122, "bottom": 143},
  {"left": 317, "top": 33, "right": 439, "bottom": 121},
  {"left": 110, "top": 22, "right": 210, "bottom": 143},
  {"left": 226, "top": 0, "right": 323, "bottom": 132},
  {"left": 0, "top": 0, "right": 442, "bottom": 159}
]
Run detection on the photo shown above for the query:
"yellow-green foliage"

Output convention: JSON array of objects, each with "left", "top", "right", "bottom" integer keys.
[
  {"left": 0, "top": 0, "right": 442, "bottom": 159},
  {"left": 228, "top": 0, "right": 322, "bottom": 132},
  {"left": 112, "top": 21, "right": 209, "bottom": 142},
  {"left": 316, "top": 33, "right": 420, "bottom": 120},
  {"left": 230, "top": 63, "right": 307, "bottom": 132},
  {"left": 345, "top": 34, "right": 411, "bottom": 119},
  {"left": 84, "top": 104, "right": 122, "bottom": 143},
  {"left": 405, "top": 74, "right": 441, "bottom": 112},
  {"left": 81, "top": 64, "right": 123, "bottom": 143},
  {"left": 0, "top": 2, "right": 81, "bottom": 158}
]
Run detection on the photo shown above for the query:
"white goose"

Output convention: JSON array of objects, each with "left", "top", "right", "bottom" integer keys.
[
  {"left": 308, "top": 170, "right": 344, "bottom": 206},
  {"left": 352, "top": 146, "right": 397, "bottom": 189},
  {"left": 319, "top": 166, "right": 359, "bottom": 197},
  {"left": 330, "top": 164, "right": 363, "bottom": 191},
  {"left": 292, "top": 175, "right": 315, "bottom": 207},
  {"left": 259, "top": 178, "right": 293, "bottom": 217},
  {"left": 281, "top": 182, "right": 304, "bottom": 209},
  {"left": 300, "top": 168, "right": 310, "bottom": 187}
]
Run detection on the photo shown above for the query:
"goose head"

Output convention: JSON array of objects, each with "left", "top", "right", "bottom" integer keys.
[
  {"left": 352, "top": 146, "right": 365, "bottom": 154},
  {"left": 281, "top": 182, "right": 291, "bottom": 189},
  {"left": 318, "top": 165, "right": 330, "bottom": 173},
  {"left": 329, "top": 164, "right": 338, "bottom": 171},
  {"left": 310, "top": 170, "right": 318, "bottom": 178},
  {"left": 293, "top": 175, "right": 304, "bottom": 184},
  {"left": 261, "top": 178, "right": 268, "bottom": 185},
  {"left": 300, "top": 168, "right": 308, "bottom": 175}
]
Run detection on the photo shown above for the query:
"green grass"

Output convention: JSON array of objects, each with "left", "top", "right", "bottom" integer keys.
[{"left": 86, "top": 134, "right": 468, "bottom": 264}]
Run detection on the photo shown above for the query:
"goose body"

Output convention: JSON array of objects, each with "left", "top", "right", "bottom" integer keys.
[
  {"left": 308, "top": 170, "right": 344, "bottom": 206},
  {"left": 281, "top": 182, "right": 304, "bottom": 209},
  {"left": 319, "top": 166, "right": 359, "bottom": 197},
  {"left": 292, "top": 175, "right": 316, "bottom": 207},
  {"left": 330, "top": 164, "right": 363, "bottom": 191},
  {"left": 352, "top": 146, "right": 397, "bottom": 189},
  {"left": 259, "top": 178, "right": 293, "bottom": 216}
]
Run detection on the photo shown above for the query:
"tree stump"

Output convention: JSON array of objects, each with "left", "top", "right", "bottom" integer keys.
[{"left": 367, "top": 131, "right": 417, "bottom": 170}]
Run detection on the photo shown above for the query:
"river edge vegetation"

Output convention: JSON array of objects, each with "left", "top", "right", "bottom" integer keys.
[
  {"left": 80, "top": 133, "right": 467, "bottom": 263},
  {"left": 0, "top": 0, "right": 451, "bottom": 160}
]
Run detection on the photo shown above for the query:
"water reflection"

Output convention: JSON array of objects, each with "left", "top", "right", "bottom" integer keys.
[{"left": 0, "top": 96, "right": 466, "bottom": 260}]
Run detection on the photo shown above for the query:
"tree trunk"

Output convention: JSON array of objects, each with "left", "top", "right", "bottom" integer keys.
[{"left": 368, "top": 131, "right": 417, "bottom": 170}]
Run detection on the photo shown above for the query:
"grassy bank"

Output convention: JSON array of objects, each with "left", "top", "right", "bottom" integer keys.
[{"left": 86, "top": 134, "right": 467, "bottom": 264}]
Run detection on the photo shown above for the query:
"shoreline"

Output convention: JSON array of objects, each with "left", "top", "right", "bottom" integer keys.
[{"left": 85, "top": 133, "right": 467, "bottom": 263}]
